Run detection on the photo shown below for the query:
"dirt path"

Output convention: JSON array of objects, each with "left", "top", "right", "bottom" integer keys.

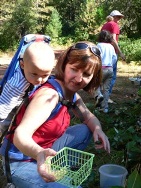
[{"left": 79, "top": 61, "right": 140, "bottom": 105}]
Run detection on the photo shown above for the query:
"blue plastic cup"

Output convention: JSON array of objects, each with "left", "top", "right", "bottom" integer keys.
[{"left": 99, "top": 164, "right": 128, "bottom": 188}]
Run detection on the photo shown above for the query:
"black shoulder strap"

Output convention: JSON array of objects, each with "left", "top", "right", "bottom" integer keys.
[
  {"left": 2, "top": 85, "right": 33, "bottom": 184},
  {"left": 1, "top": 98, "right": 23, "bottom": 183}
]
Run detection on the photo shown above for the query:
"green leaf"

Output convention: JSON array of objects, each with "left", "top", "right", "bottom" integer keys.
[
  {"left": 114, "top": 127, "right": 119, "bottom": 133},
  {"left": 137, "top": 88, "right": 141, "bottom": 96},
  {"left": 127, "top": 126, "right": 136, "bottom": 133},
  {"left": 127, "top": 169, "right": 141, "bottom": 188}
]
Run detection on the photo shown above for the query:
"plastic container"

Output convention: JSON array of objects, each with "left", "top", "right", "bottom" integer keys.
[
  {"left": 45, "top": 147, "right": 94, "bottom": 188},
  {"left": 99, "top": 164, "right": 128, "bottom": 188}
]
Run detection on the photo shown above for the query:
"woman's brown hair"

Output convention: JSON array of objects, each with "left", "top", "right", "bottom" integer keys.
[{"left": 54, "top": 41, "right": 102, "bottom": 94}]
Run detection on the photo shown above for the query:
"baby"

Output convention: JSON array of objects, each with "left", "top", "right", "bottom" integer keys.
[{"left": 0, "top": 41, "right": 55, "bottom": 136}]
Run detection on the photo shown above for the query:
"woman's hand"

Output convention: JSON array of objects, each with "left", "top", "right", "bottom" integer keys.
[
  {"left": 37, "top": 148, "right": 57, "bottom": 182},
  {"left": 93, "top": 128, "right": 110, "bottom": 153}
]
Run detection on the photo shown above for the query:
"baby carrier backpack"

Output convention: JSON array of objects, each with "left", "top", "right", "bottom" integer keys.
[
  {"left": 0, "top": 34, "right": 51, "bottom": 143},
  {"left": 0, "top": 34, "right": 52, "bottom": 188}
]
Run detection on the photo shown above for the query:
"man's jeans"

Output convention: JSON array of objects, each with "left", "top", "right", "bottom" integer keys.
[
  {"left": 109, "top": 58, "right": 118, "bottom": 95},
  {"left": 101, "top": 67, "right": 113, "bottom": 109}
]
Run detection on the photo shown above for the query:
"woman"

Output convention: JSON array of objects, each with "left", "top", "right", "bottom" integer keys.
[{"left": 1, "top": 41, "right": 110, "bottom": 188}]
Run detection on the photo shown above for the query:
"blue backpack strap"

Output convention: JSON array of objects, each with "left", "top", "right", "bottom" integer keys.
[
  {"left": 47, "top": 76, "right": 65, "bottom": 120},
  {"left": 48, "top": 80, "right": 84, "bottom": 122},
  {"left": 47, "top": 76, "right": 77, "bottom": 121},
  {"left": 0, "top": 34, "right": 51, "bottom": 92},
  {"left": 47, "top": 77, "right": 84, "bottom": 122}
]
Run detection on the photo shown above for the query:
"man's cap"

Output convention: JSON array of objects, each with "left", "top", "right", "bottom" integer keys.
[{"left": 110, "top": 10, "right": 124, "bottom": 17}]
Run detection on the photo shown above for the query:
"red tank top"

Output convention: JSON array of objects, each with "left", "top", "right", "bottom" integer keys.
[{"left": 11, "top": 82, "right": 71, "bottom": 148}]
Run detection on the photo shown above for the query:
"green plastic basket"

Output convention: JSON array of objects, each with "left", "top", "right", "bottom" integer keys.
[{"left": 45, "top": 147, "right": 94, "bottom": 188}]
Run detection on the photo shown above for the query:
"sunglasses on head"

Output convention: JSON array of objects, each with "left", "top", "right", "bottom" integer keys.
[{"left": 71, "top": 42, "right": 101, "bottom": 58}]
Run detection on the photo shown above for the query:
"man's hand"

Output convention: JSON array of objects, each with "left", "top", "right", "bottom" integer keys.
[{"left": 119, "top": 52, "right": 126, "bottom": 61}]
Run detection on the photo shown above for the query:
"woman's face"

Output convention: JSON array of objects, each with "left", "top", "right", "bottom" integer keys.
[{"left": 64, "top": 63, "right": 93, "bottom": 92}]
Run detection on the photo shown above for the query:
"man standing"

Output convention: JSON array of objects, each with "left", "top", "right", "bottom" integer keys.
[{"left": 101, "top": 10, "right": 125, "bottom": 103}]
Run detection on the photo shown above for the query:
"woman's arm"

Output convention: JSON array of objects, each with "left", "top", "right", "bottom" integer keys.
[
  {"left": 75, "top": 94, "right": 110, "bottom": 153},
  {"left": 13, "top": 87, "right": 59, "bottom": 160}
]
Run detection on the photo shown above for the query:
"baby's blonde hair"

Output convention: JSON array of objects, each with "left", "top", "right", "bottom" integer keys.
[{"left": 23, "top": 42, "right": 55, "bottom": 70}]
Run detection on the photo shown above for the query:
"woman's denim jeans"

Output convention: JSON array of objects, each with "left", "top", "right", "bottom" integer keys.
[{"left": 7, "top": 124, "right": 92, "bottom": 188}]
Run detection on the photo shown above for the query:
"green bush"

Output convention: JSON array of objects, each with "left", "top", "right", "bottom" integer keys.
[{"left": 119, "top": 37, "right": 141, "bottom": 63}]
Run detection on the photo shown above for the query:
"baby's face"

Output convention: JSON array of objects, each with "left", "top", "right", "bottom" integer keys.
[
  {"left": 23, "top": 61, "right": 53, "bottom": 85},
  {"left": 21, "top": 42, "right": 55, "bottom": 85}
]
